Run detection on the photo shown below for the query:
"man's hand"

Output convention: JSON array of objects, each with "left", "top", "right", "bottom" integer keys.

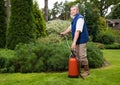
[
  {"left": 60, "top": 26, "right": 71, "bottom": 36},
  {"left": 71, "top": 42, "right": 76, "bottom": 50},
  {"left": 60, "top": 32, "right": 66, "bottom": 36}
]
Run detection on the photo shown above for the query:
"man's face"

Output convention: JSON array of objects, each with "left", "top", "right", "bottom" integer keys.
[{"left": 70, "top": 6, "right": 78, "bottom": 16}]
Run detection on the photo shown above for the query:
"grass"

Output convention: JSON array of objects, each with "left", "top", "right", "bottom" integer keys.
[{"left": 0, "top": 50, "right": 120, "bottom": 85}]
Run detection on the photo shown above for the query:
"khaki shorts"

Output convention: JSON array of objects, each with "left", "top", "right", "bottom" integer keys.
[{"left": 75, "top": 43, "right": 88, "bottom": 65}]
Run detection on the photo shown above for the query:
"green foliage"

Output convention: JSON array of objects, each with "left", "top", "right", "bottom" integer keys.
[
  {"left": 46, "top": 20, "right": 71, "bottom": 39},
  {"left": 6, "top": 0, "right": 36, "bottom": 49},
  {"left": 95, "top": 30, "right": 115, "bottom": 44},
  {"left": 112, "top": 29, "right": 120, "bottom": 43},
  {"left": 0, "top": 41, "right": 104, "bottom": 73},
  {"left": 13, "top": 40, "right": 69, "bottom": 72},
  {"left": 98, "top": 17, "right": 107, "bottom": 30},
  {"left": 0, "top": 49, "right": 15, "bottom": 73},
  {"left": 84, "top": 2, "right": 101, "bottom": 41},
  {"left": 107, "top": 3, "right": 120, "bottom": 19},
  {"left": 37, "top": 34, "right": 62, "bottom": 44},
  {"left": 13, "top": 43, "right": 37, "bottom": 72},
  {"left": 49, "top": 1, "right": 64, "bottom": 20},
  {"left": 0, "top": 50, "right": 120, "bottom": 85},
  {"left": 91, "top": 0, "right": 120, "bottom": 16},
  {"left": 105, "top": 43, "right": 120, "bottom": 49},
  {"left": 95, "top": 43, "right": 105, "bottom": 49},
  {"left": 87, "top": 42, "right": 104, "bottom": 68},
  {"left": 33, "top": 1, "right": 46, "bottom": 38},
  {"left": 0, "top": 0, "right": 6, "bottom": 48}
]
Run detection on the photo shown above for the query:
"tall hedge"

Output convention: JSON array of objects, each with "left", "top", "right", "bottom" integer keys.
[
  {"left": 0, "top": 0, "right": 6, "bottom": 48},
  {"left": 6, "top": 0, "right": 36, "bottom": 49}
]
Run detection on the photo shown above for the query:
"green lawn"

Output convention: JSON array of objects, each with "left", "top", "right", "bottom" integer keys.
[{"left": 0, "top": 50, "right": 120, "bottom": 85}]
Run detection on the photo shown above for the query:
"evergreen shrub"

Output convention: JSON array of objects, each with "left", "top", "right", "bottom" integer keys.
[
  {"left": 0, "top": 49, "right": 15, "bottom": 73},
  {"left": 96, "top": 33, "right": 115, "bottom": 44},
  {"left": 6, "top": 0, "right": 36, "bottom": 49},
  {"left": 87, "top": 42, "right": 104, "bottom": 68}
]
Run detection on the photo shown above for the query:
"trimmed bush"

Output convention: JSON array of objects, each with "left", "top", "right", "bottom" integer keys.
[
  {"left": 6, "top": 0, "right": 36, "bottom": 49},
  {"left": 105, "top": 43, "right": 120, "bottom": 49},
  {"left": 0, "top": 37, "right": 104, "bottom": 72},
  {"left": 87, "top": 42, "right": 104, "bottom": 68},
  {"left": 0, "top": 49, "right": 15, "bottom": 73},
  {"left": 37, "top": 34, "right": 63, "bottom": 44},
  {"left": 13, "top": 41, "right": 69, "bottom": 72},
  {"left": 0, "top": 0, "right": 6, "bottom": 48},
  {"left": 46, "top": 20, "right": 70, "bottom": 34},
  {"left": 96, "top": 32, "right": 115, "bottom": 44},
  {"left": 112, "top": 29, "right": 120, "bottom": 43},
  {"left": 13, "top": 43, "right": 38, "bottom": 72},
  {"left": 95, "top": 43, "right": 105, "bottom": 49}
]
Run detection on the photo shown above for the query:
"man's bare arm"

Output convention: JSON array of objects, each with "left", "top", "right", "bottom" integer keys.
[
  {"left": 60, "top": 26, "right": 71, "bottom": 35},
  {"left": 71, "top": 30, "right": 80, "bottom": 50}
]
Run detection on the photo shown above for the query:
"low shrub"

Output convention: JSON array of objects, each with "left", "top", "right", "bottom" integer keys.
[
  {"left": 46, "top": 20, "right": 71, "bottom": 39},
  {"left": 105, "top": 43, "right": 120, "bottom": 49},
  {"left": 87, "top": 42, "right": 104, "bottom": 68},
  {"left": 112, "top": 30, "right": 120, "bottom": 43},
  {"left": 96, "top": 33, "right": 115, "bottom": 44},
  {"left": 36, "top": 34, "right": 63, "bottom": 44},
  {"left": 0, "top": 39, "right": 104, "bottom": 72},
  {"left": 13, "top": 41, "right": 70, "bottom": 73},
  {"left": 13, "top": 43, "right": 39, "bottom": 72},
  {"left": 95, "top": 43, "right": 105, "bottom": 49},
  {"left": 0, "top": 49, "right": 15, "bottom": 73},
  {"left": 46, "top": 20, "right": 70, "bottom": 35}
]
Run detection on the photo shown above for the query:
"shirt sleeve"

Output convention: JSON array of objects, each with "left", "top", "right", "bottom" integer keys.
[{"left": 76, "top": 18, "right": 84, "bottom": 32}]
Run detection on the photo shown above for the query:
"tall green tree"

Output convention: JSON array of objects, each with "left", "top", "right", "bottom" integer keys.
[
  {"left": 0, "top": 0, "right": 6, "bottom": 48},
  {"left": 84, "top": 2, "right": 101, "bottom": 41},
  {"left": 59, "top": 1, "right": 73, "bottom": 20},
  {"left": 6, "top": 0, "right": 36, "bottom": 49},
  {"left": 50, "top": 1, "right": 64, "bottom": 19},
  {"left": 90, "top": 0, "right": 120, "bottom": 17},
  {"left": 33, "top": 1, "right": 46, "bottom": 38},
  {"left": 107, "top": 3, "right": 120, "bottom": 19}
]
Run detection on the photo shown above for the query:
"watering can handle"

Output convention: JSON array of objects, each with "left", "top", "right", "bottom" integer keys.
[{"left": 71, "top": 50, "right": 76, "bottom": 57}]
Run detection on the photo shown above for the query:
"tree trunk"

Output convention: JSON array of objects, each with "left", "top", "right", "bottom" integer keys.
[
  {"left": 44, "top": 0, "right": 48, "bottom": 21},
  {"left": 6, "top": 0, "right": 10, "bottom": 24}
]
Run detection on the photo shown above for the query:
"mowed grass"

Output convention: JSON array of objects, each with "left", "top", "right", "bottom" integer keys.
[{"left": 0, "top": 50, "right": 120, "bottom": 85}]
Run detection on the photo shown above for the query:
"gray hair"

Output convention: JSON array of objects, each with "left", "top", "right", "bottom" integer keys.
[{"left": 70, "top": 5, "right": 79, "bottom": 12}]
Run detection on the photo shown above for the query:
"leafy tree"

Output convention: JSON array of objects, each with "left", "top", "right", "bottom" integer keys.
[
  {"left": 0, "top": 0, "right": 6, "bottom": 48},
  {"left": 98, "top": 17, "right": 107, "bottom": 30},
  {"left": 50, "top": 1, "right": 64, "bottom": 19},
  {"left": 33, "top": 1, "right": 46, "bottom": 38},
  {"left": 107, "top": 3, "right": 120, "bottom": 19},
  {"left": 84, "top": 2, "right": 101, "bottom": 41},
  {"left": 59, "top": 1, "right": 74, "bottom": 20},
  {"left": 6, "top": 0, "right": 36, "bottom": 49},
  {"left": 90, "top": 0, "right": 120, "bottom": 17}
]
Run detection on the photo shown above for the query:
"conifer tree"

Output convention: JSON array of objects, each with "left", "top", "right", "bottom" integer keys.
[
  {"left": 6, "top": 0, "right": 36, "bottom": 49},
  {"left": 0, "top": 0, "right": 6, "bottom": 48},
  {"left": 33, "top": 1, "right": 46, "bottom": 38}
]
